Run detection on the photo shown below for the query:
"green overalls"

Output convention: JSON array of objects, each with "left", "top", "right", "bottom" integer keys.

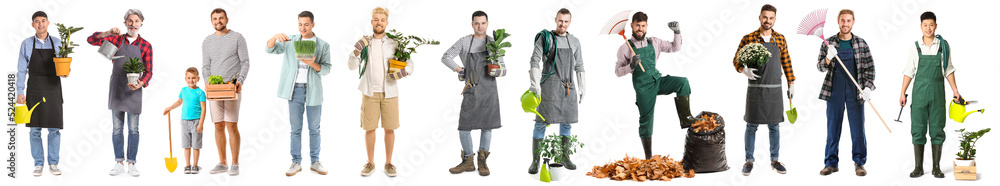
[
  {"left": 630, "top": 40, "right": 691, "bottom": 138},
  {"left": 910, "top": 41, "right": 948, "bottom": 145}
]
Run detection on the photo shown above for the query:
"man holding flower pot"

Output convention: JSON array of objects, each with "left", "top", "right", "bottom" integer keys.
[
  {"left": 16, "top": 11, "right": 66, "bottom": 177},
  {"left": 87, "top": 9, "right": 154, "bottom": 177},
  {"left": 202, "top": 8, "right": 250, "bottom": 176}
]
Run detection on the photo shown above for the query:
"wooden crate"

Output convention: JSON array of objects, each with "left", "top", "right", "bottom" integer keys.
[
  {"left": 206, "top": 84, "right": 238, "bottom": 100},
  {"left": 954, "top": 161, "right": 977, "bottom": 181}
]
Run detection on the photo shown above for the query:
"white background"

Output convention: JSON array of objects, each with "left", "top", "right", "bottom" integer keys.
[{"left": 2, "top": 0, "right": 997, "bottom": 186}]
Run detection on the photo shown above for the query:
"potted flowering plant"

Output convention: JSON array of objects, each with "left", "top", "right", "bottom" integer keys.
[{"left": 736, "top": 43, "right": 770, "bottom": 77}]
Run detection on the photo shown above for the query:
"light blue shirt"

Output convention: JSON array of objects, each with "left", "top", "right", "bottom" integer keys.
[
  {"left": 264, "top": 34, "right": 331, "bottom": 106},
  {"left": 16, "top": 35, "right": 61, "bottom": 96},
  {"left": 178, "top": 87, "right": 207, "bottom": 120}
]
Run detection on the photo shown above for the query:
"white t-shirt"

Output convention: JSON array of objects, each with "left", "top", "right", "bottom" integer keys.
[
  {"left": 761, "top": 34, "right": 771, "bottom": 43},
  {"left": 295, "top": 37, "right": 317, "bottom": 84},
  {"left": 369, "top": 39, "right": 386, "bottom": 92}
]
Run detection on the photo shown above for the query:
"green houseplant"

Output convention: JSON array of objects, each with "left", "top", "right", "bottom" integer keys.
[
  {"left": 122, "top": 57, "right": 145, "bottom": 85},
  {"left": 385, "top": 29, "right": 440, "bottom": 69},
  {"left": 537, "top": 133, "right": 583, "bottom": 181},
  {"left": 294, "top": 40, "right": 316, "bottom": 59},
  {"left": 53, "top": 23, "right": 84, "bottom": 76},
  {"left": 956, "top": 128, "right": 990, "bottom": 163},
  {"left": 486, "top": 29, "right": 511, "bottom": 64}
]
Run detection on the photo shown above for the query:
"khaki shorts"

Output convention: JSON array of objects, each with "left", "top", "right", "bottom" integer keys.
[
  {"left": 210, "top": 95, "right": 241, "bottom": 123},
  {"left": 361, "top": 93, "right": 399, "bottom": 130}
]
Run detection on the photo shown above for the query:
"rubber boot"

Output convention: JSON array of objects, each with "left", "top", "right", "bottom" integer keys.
[
  {"left": 561, "top": 136, "right": 577, "bottom": 170},
  {"left": 909, "top": 145, "right": 924, "bottom": 178},
  {"left": 674, "top": 96, "right": 697, "bottom": 129},
  {"left": 448, "top": 151, "right": 476, "bottom": 174},
  {"left": 528, "top": 138, "right": 542, "bottom": 174},
  {"left": 477, "top": 150, "right": 491, "bottom": 176},
  {"left": 641, "top": 137, "right": 652, "bottom": 159},
  {"left": 931, "top": 144, "right": 944, "bottom": 178}
]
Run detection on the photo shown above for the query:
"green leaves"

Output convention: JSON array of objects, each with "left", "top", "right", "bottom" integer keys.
[
  {"left": 208, "top": 75, "right": 225, "bottom": 85},
  {"left": 55, "top": 23, "right": 84, "bottom": 58},
  {"left": 536, "top": 134, "right": 584, "bottom": 164},
  {"left": 487, "top": 29, "right": 511, "bottom": 64},
  {"left": 122, "top": 57, "right": 145, "bottom": 74},
  {"left": 385, "top": 29, "right": 440, "bottom": 62},
  {"left": 294, "top": 40, "right": 316, "bottom": 59},
  {"left": 956, "top": 128, "right": 991, "bottom": 160}
]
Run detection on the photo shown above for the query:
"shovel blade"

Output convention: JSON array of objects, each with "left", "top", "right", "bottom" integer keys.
[
  {"left": 785, "top": 108, "right": 798, "bottom": 124},
  {"left": 165, "top": 157, "right": 177, "bottom": 173}
]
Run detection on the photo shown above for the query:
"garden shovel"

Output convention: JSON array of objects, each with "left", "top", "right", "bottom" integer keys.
[
  {"left": 785, "top": 103, "right": 797, "bottom": 124},
  {"left": 164, "top": 112, "right": 177, "bottom": 173}
]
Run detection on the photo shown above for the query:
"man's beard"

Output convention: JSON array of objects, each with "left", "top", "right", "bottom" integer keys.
[
  {"left": 374, "top": 28, "right": 385, "bottom": 34},
  {"left": 127, "top": 28, "right": 139, "bottom": 37},
  {"left": 215, "top": 25, "right": 227, "bottom": 31},
  {"left": 760, "top": 23, "right": 772, "bottom": 31},
  {"left": 632, "top": 32, "right": 645, "bottom": 40}
]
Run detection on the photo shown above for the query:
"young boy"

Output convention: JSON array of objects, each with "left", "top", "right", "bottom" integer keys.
[{"left": 163, "top": 67, "right": 208, "bottom": 174}]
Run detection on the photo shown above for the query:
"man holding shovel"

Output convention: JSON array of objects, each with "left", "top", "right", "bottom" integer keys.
[
  {"left": 613, "top": 12, "right": 697, "bottom": 160},
  {"left": 202, "top": 8, "right": 249, "bottom": 176},
  {"left": 87, "top": 9, "right": 154, "bottom": 177},
  {"left": 815, "top": 9, "right": 876, "bottom": 177},
  {"left": 16, "top": 11, "right": 66, "bottom": 177},
  {"left": 732, "top": 4, "right": 794, "bottom": 176}
]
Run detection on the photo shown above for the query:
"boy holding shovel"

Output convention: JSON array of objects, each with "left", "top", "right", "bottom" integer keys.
[{"left": 163, "top": 67, "right": 208, "bottom": 174}]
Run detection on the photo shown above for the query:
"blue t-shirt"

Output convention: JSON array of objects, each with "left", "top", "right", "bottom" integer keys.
[{"left": 179, "top": 87, "right": 207, "bottom": 120}]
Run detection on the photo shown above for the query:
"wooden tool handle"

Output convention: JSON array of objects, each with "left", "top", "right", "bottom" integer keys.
[
  {"left": 168, "top": 111, "right": 173, "bottom": 157},
  {"left": 833, "top": 55, "right": 891, "bottom": 133},
  {"left": 622, "top": 36, "right": 646, "bottom": 72}
]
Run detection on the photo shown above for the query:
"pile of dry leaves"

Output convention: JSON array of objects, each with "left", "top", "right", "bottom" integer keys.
[
  {"left": 586, "top": 155, "right": 695, "bottom": 182},
  {"left": 690, "top": 114, "right": 720, "bottom": 132}
]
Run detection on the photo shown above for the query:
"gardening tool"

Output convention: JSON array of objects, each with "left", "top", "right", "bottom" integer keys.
[
  {"left": 521, "top": 90, "right": 546, "bottom": 121},
  {"left": 895, "top": 94, "right": 908, "bottom": 123},
  {"left": 98, "top": 41, "right": 125, "bottom": 60},
  {"left": 785, "top": 102, "right": 797, "bottom": 124},
  {"left": 164, "top": 112, "right": 177, "bottom": 173},
  {"left": 600, "top": 10, "right": 644, "bottom": 72},
  {"left": 949, "top": 97, "right": 985, "bottom": 123},
  {"left": 797, "top": 8, "right": 891, "bottom": 133},
  {"left": 13, "top": 97, "right": 45, "bottom": 124}
]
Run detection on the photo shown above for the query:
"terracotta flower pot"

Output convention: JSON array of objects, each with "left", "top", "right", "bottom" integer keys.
[{"left": 53, "top": 57, "right": 72, "bottom": 76}]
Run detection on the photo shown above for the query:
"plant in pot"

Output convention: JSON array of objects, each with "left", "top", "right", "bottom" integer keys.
[
  {"left": 736, "top": 43, "right": 770, "bottom": 77},
  {"left": 54, "top": 23, "right": 84, "bottom": 76},
  {"left": 122, "top": 57, "right": 145, "bottom": 85},
  {"left": 384, "top": 29, "right": 439, "bottom": 78},
  {"left": 537, "top": 133, "right": 584, "bottom": 182},
  {"left": 485, "top": 29, "right": 511, "bottom": 77},
  {"left": 294, "top": 40, "right": 316, "bottom": 60},
  {"left": 956, "top": 128, "right": 990, "bottom": 165}
]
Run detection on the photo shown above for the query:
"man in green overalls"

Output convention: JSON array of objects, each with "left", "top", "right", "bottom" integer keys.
[
  {"left": 899, "top": 11, "right": 962, "bottom": 178},
  {"left": 614, "top": 12, "right": 696, "bottom": 160}
]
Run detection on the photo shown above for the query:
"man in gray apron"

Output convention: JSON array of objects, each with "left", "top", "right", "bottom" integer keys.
[
  {"left": 441, "top": 11, "right": 505, "bottom": 176},
  {"left": 526, "top": 8, "right": 586, "bottom": 174},
  {"left": 731, "top": 4, "right": 795, "bottom": 176},
  {"left": 87, "top": 9, "right": 153, "bottom": 177},
  {"left": 16, "top": 11, "right": 66, "bottom": 177}
]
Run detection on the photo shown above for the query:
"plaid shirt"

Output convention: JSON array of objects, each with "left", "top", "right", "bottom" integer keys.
[
  {"left": 732, "top": 29, "right": 795, "bottom": 83},
  {"left": 87, "top": 32, "right": 154, "bottom": 87},
  {"left": 816, "top": 34, "right": 875, "bottom": 101}
]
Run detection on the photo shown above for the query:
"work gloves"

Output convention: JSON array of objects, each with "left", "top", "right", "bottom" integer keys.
[
  {"left": 458, "top": 69, "right": 466, "bottom": 81},
  {"left": 787, "top": 84, "right": 795, "bottom": 99},
  {"left": 859, "top": 88, "right": 872, "bottom": 101},
  {"left": 577, "top": 72, "right": 586, "bottom": 104},
  {"left": 668, "top": 21, "right": 681, "bottom": 34},
  {"left": 630, "top": 55, "right": 641, "bottom": 69},
  {"left": 826, "top": 44, "right": 838, "bottom": 61},
  {"left": 388, "top": 68, "right": 408, "bottom": 80},
  {"left": 529, "top": 68, "right": 542, "bottom": 96},
  {"left": 742, "top": 67, "right": 760, "bottom": 80}
]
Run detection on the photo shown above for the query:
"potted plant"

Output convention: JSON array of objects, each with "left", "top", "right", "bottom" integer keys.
[
  {"left": 122, "top": 57, "right": 145, "bottom": 85},
  {"left": 955, "top": 128, "right": 990, "bottom": 180},
  {"left": 537, "top": 133, "right": 584, "bottom": 182},
  {"left": 385, "top": 29, "right": 439, "bottom": 72},
  {"left": 485, "top": 29, "right": 511, "bottom": 76},
  {"left": 736, "top": 43, "right": 770, "bottom": 77},
  {"left": 294, "top": 40, "right": 316, "bottom": 60},
  {"left": 205, "top": 74, "right": 238, "bottom": 100},
  {"left": 53, "top": 23, "right": 84, "bottom": 76}
]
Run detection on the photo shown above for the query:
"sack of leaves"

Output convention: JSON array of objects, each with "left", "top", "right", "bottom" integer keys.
[{"left": 681, "top": 111, "right": 729, "bottom": 173}]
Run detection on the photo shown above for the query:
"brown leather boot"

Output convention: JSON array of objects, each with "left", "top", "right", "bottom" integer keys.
[
  {"left": 448, "top": 151, "right": 476, "bottom": 174},
  {"left": 477, "top": 150, "right": 491, "bottom": 176}
]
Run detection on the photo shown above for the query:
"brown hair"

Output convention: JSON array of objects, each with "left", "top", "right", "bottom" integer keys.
[
  {"left": 557, "top": 8, "right": 571, "bottom": 16},
  {"left": 838, "top": 9, "right": 854, "bottom": 19},
  {"left": 186, "top": 67, "right": 199, "bottom": 76},
  {"left": 761, "top": 4, "right": 776, "bottom": 13},
  {"left": 211, "top": 8, "right": 227, "bottom": 17}
]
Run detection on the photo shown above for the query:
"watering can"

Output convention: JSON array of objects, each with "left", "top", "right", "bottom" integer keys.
[
  {"left": 949, "top": 97, "right": 985, "bottom": 123},
  {"left": 521, "top": 90, "right": 545, "bottom": 121},
  {"left": 13, "top": 97, "right": 45, "bottom": 124},
  {"left": 98, "top": 41, "right": 125, "bottom": 60}
]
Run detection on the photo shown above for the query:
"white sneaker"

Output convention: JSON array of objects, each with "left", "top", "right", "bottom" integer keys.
[
  {"left": 49, "top": 165, "right": 62, "bottom": 176},
  {"left": 109, "top": 162, "right": 124, "bottom": 176},
  {"left": 127, "top": 163, "right": 140, "bottom": 177},
  {"left": 33, "top": 166, "right": 43, "bottom": 177},
  {"left": 285, "top": 163, "right": 302, "bottom": 176},
  {"left": 311, "top": 162, "right": 328, "bottom": 175},
  {"left": 209, "top": 163, "right": 228, "bottom": 174},
  {"left": 228, "top": 164, "right": 239, "bottom": 176}
]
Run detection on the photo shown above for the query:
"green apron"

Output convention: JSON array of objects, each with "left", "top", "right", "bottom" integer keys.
[
  {"left": 630, "top": 40, "right": 691, "bottom": 138},
  {"left": 910, "top": 42, "right": 947, "bottom": 145}
]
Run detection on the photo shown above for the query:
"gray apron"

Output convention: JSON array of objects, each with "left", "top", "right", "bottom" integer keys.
[
  {"left": 25, "top": 36, "right": 64, "bottom": 129},
  {"left": 108, "top": 38, "right": 143, "bottom": 114},
  {"left": 535, "top": 36, "right": 578, "bottom": 124},
  {"left": 743, "top": 42, "right": 783, "bottom": 124},
  {"left": 458, "top": 38, "right": 502, "bottom": 130}
]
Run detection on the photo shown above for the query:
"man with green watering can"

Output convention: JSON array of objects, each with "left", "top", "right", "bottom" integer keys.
[
  {"left": 526, "top": 8, "right": 586, "bottom": 174},
  {"left": 16, "top": 11, "right": 66, "bottom": 177},
  {"left": 614, "top": 11, "right": 697, "bottom": 160}
]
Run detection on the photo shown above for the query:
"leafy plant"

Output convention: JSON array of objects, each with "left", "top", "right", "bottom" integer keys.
[
  {"left": 537, "top": 134, "right": 584, "bottom": 165},
  {"left": 486, "top": 29, "right": 512, "bottom": 64},
  {"left": 122, "top": 57, "right": 145, "bottom": 74},
  {"left": 294, "top": 40, "right": 316, "bottom": 59},
  {"left": 956, "top": 128, "right": 991, "bottom": 160},
  {"left": 736, "top": 43, "right": 771, "bottom": 67},
  {"left": 385, "top": 29, "right": 440, "bottom": 62},
  {"left": 208, "top": 75, "right": 225, "bottom": 85},
  {"left": 55, "top": 23, "right": 84, "bottom": 58}
]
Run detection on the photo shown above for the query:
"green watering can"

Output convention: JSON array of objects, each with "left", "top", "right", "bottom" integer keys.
[
  {"left": 13, "top": 97, "right": 45, "bottom": 124},
  {"left": 521, "top": 90, "right": 545, "bottom": 121}
]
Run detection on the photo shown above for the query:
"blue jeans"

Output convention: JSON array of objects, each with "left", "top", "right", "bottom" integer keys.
[
  {"left": 112, "top": 110, "right": 140, "bottom": 163},
  {"left": 745, "top": 123, "right": 779, "bottom": 162},
  {"left": 29, "top": 127, "right": 60, "bottom": 166},
  {"left": 460, "top": 130, "right": 491, "bottom": 157},
  {"left": 825, "top": 86, "right": 867, "bottom": 167},
  {"left": 289, "top": 84, "right": 322, "bottom": 164},
  {"left": 532, "top": 123, "right": 572, "bottom": 139}
]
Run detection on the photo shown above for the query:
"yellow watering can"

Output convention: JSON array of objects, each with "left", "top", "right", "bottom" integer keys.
[
  {"left": 949, "top": 98, "right": 985, "bottom": 123},
  {"left": 13, "top": 97, "right": 45, "bottom": 124},
  {"left": 521, "top": 90, "right": 545, "bottom": 121}
]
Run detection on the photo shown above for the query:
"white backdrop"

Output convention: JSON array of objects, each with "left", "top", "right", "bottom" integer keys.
[{"left": 2, "top": 0, "right": 997, "bottom": 186}]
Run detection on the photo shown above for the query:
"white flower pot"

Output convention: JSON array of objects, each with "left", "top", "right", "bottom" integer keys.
[
  {"left": 547, "top": 164, "right": 567, "bottom": 181},
  {"left": 955, "top": 159, "right": 976, "bottom": 167},
  {"left": 126, "top": 73, "right": 141, "bottom": 85}
]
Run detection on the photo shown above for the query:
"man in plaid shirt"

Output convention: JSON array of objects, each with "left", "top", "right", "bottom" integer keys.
[{"left": 816, "top": 9, "right": 875, "bottom": 177}]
